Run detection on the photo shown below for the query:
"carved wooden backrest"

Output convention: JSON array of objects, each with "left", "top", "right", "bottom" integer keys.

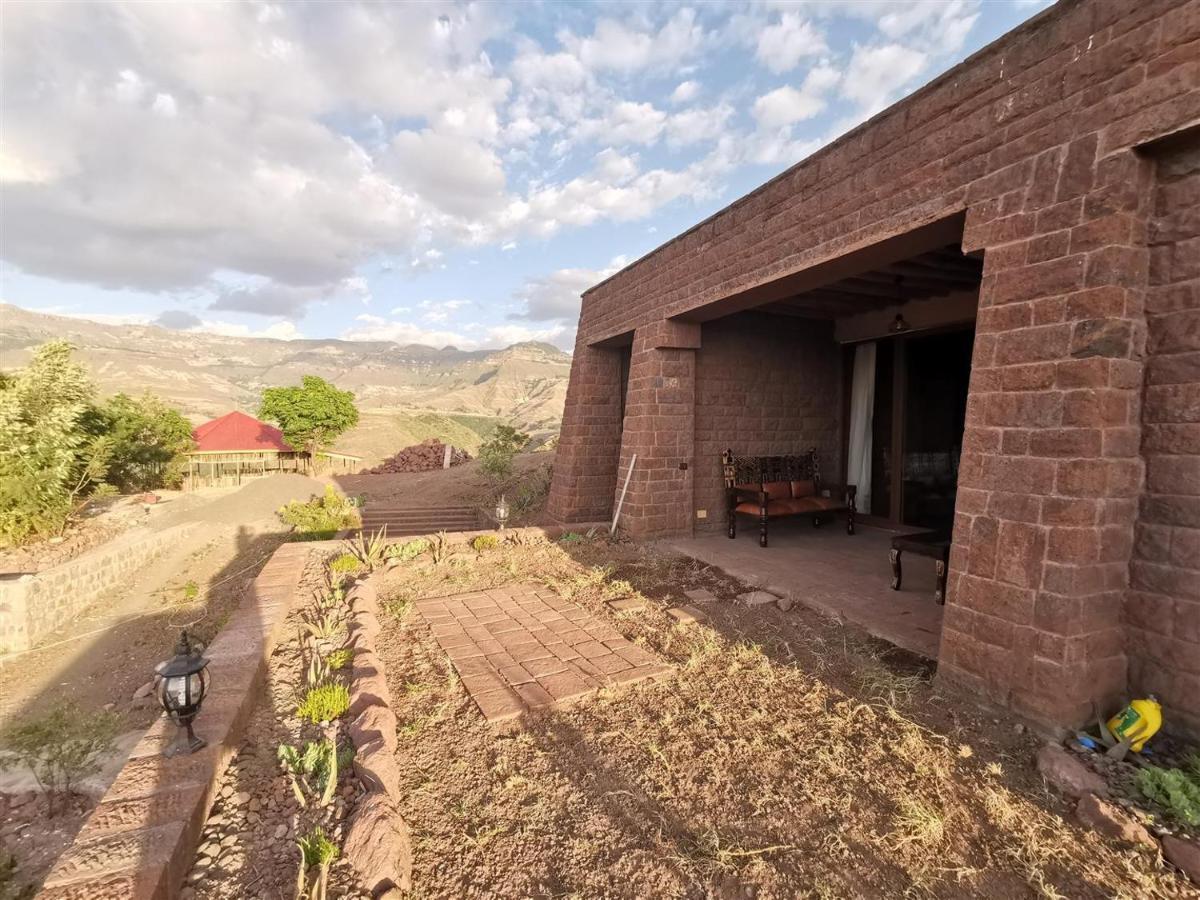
[{"left": 722, "top": 448, "right": 821, "bottom": 491}]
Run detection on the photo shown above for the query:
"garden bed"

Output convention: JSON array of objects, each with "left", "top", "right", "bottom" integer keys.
[
  {"left": 367, "top": 532, "right": 1194, "bottom": 898},
  {"left": 184, "top": 548, "right": 373, "bottom": 900}
]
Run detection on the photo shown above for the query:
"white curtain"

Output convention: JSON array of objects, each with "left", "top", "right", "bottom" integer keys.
[{"left": 846, "top": 342, "right": 876, "bottom": 514}]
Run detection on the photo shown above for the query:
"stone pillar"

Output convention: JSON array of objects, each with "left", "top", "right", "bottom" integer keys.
[
  {"left": 611, "top": 320, "right": 701, "bottom": 539},
  {"left": 546, "top": 342, "right": 625, "bottom": 524},
  {"left": 944, "top": 144, "right": 1153, "bottom": 730}
]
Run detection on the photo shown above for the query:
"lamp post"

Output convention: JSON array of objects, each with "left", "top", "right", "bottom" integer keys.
[
  {"left": 155, "top": 629, "right": 211, "bottom": 757},
  {"left": 495, "top": 495, "right": 510, "bottom": 531}
]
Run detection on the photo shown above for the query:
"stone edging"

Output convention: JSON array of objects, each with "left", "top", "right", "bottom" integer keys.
[
  {"left": 341, "top": 577, "right": 413, "bottom": 897},
  {"left": 37, "top": 542, "right": 312, "bottom": 900}
]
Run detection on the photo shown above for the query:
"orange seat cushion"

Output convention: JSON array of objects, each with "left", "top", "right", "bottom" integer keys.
[
  {"left": 763, "top": 480, "right": 791, "bottom": 501},
  {"left": 790, "top": 479, "right": 815, "bottom": 498},
  {"left": 735, "top": 500, "right": 794, "bottom": 517}
]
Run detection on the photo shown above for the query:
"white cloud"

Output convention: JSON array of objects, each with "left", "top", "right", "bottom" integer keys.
[
  {"left": 666, "top": 103, "right": 734, "bottom": 147},
  {"left": 512, "top": 256, "right": 628, "bottom": 321},
  {"left": 562, "top": 9, "right": 704, "bottom": 73},
  {"left": 752, "top": 64, "right": 840, "bottom": 129},
  {"left": 757, "top": 14, "right": 828, "bottom": 74},
  {"left": 841, "top": 43, "right": 927, "bottom": 110},
  {"left": 670, "top": 80, "right": 700, "bottom": 105},
  {"left": 579, "top": 101, "right": 666, "bottom": 146}
]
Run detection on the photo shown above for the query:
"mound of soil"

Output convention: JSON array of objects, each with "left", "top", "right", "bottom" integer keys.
[
  {"left": 152, "top": 474, "right": 327, "bottom": 529},
  {"left": 367, "top": 439, "right": 471, "bottom": 474}
]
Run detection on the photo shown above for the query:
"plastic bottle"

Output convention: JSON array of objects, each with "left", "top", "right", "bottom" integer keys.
[{"left": 1106, "top": 697, "right": 1163, "bottom": 752}]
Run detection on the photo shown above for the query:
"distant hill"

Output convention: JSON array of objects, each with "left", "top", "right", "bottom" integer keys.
[{"left": 0, "top": 304, "right": 572, "bottom": 461}]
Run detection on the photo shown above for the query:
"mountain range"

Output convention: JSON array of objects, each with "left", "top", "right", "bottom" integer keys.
[{"left": 0, "top": 304, "right": 572, "bottom": 459}]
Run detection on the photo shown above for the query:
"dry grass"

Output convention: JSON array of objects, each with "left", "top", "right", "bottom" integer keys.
[{"left": 373, "top": 533, "right": 1190, "bottom": 899}]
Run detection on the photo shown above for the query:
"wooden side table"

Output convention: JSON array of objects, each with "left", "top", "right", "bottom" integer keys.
[{"left": 889, "top": 530, "right": 951, "bottom": 605}]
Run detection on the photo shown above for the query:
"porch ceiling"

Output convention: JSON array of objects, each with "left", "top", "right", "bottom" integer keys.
[{"left": 761, "top": 245, "right": 984, "bottom": 320}]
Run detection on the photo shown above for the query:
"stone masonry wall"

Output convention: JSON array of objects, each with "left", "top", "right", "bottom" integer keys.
[
  {"left": 693, "top": 313, "right": 843, "bottom": 532},
  {"left": 0, "top": 523, "right": 202, "bottom": 655},
  {"left": 1127, "top": 134, "right": 1200, "bottom": 737},
  {"left": 549, "top": 0, "right": 1200, "bottom": 730}
]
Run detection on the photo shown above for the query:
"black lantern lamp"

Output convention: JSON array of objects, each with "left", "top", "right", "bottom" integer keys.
[
  {"left": 495, "top": 494, "right": 510, "bottom": 530},
  {"left": 155, "top": 629, "right": 211, "bottom": 757}
]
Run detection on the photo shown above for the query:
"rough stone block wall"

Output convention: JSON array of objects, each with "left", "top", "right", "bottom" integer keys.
[
  {"left": 0, "top": 523, "right": 202, "bottom": 654},
  {"left": 547, "top": 345, "right": 626, "bottom": 524},
  {"left": 1126, "top": 134, "right": 1200, "bottom": 736},
  {"left": 693, "top": 313, "right": 843, "bottom": 532},
  {"left": 612, "top": 324, "right": 698, "bottom": 539}
]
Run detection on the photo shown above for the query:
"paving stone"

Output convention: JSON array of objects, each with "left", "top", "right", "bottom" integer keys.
[
  {"left": 736, "top": 590, "right": 779, "bottom": 606},
  {"left": 684, "top": 588, "right": 719, "bottom": 603},
  {"left": 415, "top": 582, "right": 672, "bottom": 726},
  {"left": 666, "top": 605, "right": 709, "bottom": 625},
  {"left": 607, "top": 596, "right": 648, "bottom": 612}
]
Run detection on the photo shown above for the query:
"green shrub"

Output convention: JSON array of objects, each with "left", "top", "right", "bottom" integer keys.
[
  {"left": 387, "top": 538, "right": 429, "bottom": 562},
  {"left": 558, "top": 531, "right": 584, "bottom": 544},
  {"left": 328, "top": 553, "right": 361, "bottom": 576},
  {"left": 296, "top": 683, "right": 350, "bottom": 725},
  {"left": 278, "top": 485, "right": 358, "bottom": 539},
  {"left": 0, "top": 702, "right": 119, "bottom": 813},
  {"left": 471, "top": 534, "right": 500, "bottom": 552},
  {"left": 1137, "top": 765, "right": 1200, "bottom": 827},
  {"left": 324, "top": 648, "right": 354, "bottom": 670},
  {"left": 478, "top": 424, "right": 530, "bottom": 481}
]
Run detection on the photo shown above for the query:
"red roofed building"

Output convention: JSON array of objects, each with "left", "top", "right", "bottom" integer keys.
[
  {"left": 193, "top": 411, "right": 294, "bottom": 453},
  {"left": 185, "top": 411, "right": 307, "bottom": 488}
]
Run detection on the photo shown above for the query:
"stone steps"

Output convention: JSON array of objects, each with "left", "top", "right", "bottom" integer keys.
[{"left": 357, "top": 506, "right": 482, "bottom": 535}]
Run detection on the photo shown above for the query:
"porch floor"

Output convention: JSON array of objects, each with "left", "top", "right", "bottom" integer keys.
[{"left": 666, "top": 521, "right": 944, "bottom": 658}]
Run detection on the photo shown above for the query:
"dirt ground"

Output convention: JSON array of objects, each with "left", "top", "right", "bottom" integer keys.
[
  {"left": 373, "top": 535, "right": 1194, "bottom": 899},
  {"left": 335, "top": 452, "right": 554, "bottom": 526},
  {"left": 0, "top": 475, "right": 326, "bottom": 897}
]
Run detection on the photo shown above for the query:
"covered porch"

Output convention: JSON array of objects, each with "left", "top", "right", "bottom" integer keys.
[{"left": 668, "top": 521, "right": 945, "bottom": 659}]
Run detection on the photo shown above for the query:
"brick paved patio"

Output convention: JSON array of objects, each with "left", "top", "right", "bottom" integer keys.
[{"left": 414, "top": 584, "right": 670, "bottom": 723}]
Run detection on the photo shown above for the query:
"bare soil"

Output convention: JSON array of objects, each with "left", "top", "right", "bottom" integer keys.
[
  {"left": 0, "top": 475, "right": 326, "bottom": 896},
  {"left": 372, "top": 535, "right": 1193, "bottom": 899},
  {"left": 334, "top": 452, "right": 554, "bottom": 526}
]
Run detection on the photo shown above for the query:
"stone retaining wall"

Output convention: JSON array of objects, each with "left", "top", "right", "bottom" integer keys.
[
  {"left": 37, "top": 542, "right": 312, "bottom": 899},
  {"left": 0, "top": 522, "right": 204, "bottom": 655},
  {"left": 342, "top": 578, "right": 412, "bottom": 896}
]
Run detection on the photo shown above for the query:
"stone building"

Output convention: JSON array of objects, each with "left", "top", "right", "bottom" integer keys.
[{"left": 547, "top": 0, "right": 1200, "bottom": 734}]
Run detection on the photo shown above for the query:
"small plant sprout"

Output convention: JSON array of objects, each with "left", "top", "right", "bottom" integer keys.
[
  {"left": 306, "top": 654, "right": 330, "bottom": 689},
  {"left": 327, "top": 553, "right": 361, "bottom": 577},
  {"left": 0, "top": 702, "right": 119, "bottom": 815},
  {"left": 295, "top": 826, "right": 339, "bottom": 900},
  {"left": 301, "top": 609, "right": 344, "bottom": 643},
  {"left": 430, "top": 531, "right": 451, "bottom": 565},
  {"left": 324, "top": 648, "right": 354, "bottom": 670},
  {"left": 278, "top": 736, "right": 344, "bottom": 809},
  {"left": 471, "top": 533, "right": 500, "bottom": 552},
  {"left": 346, "top": 527, "right": 388, "bottom": 572},
  {"left": 386, "top": 537, "right": 429, "bottom": 562},
  {"left": 181, "top": 580, "right": 200, "bottom": 601},
  {"left": 296, "top": 683, "right": 350, "bottom": 725}
]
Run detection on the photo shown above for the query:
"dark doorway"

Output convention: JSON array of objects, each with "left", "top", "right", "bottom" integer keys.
[
  {"left": 846, "top": 325, "right": 974, "bottom": 531},
  {"left": 900, "top": 329, "right": 973, "bottom": 530}
]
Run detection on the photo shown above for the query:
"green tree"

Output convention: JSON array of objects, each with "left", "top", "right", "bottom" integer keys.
[
  {"left": 0, "top": 341, "right": 113, "bottom": 543},
  {"left": 478, "top": 424, "right": 530, "bottom": 481},
  {"left": 259, "top": 376, "right": 359, "bottom": 456},
  {"left": 99, "top": 393, "right": 195, "bottom": 490}
]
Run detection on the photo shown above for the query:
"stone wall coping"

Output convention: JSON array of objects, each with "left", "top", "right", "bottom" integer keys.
[{"left": 37, "top": 542, "right": 313, "bottom": 900}]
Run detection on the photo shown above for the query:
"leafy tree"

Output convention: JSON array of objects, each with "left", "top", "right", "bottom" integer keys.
[
  {"left": 98, "top": 393, "right": 195, "bottom": 490},
  {"left": 0, "top": 341, "right": 112, "bottom": 542},
  {"left": 259, "top": 376, "right": 359, "bottom": 456},
  {"left": 0, "top": 342, "right": 192, "bottom": 544},
  {"left": 478, "top": 424, "right": 530, "bottom": 481}
]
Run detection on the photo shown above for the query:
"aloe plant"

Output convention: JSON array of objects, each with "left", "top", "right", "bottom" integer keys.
[{"left": 295, "top": 826, "right": 339, "bottom": 900}]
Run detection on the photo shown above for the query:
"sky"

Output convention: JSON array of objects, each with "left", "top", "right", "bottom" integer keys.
[{"left": 0, "top": 0, "right": 1053, "bottom": 352}]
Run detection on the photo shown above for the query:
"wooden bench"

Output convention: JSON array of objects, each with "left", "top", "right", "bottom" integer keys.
[{"left": 722, "top": 448, "right": 856, "bottom": 548}]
